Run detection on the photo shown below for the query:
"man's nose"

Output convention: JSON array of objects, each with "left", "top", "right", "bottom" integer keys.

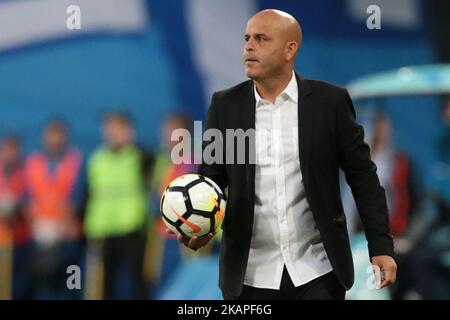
[{"left": 245, "top": 39, "right": 254, "bottom": 52}]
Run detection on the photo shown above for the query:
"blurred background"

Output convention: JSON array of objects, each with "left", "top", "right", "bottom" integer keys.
[{"left": 0, "top": 0, "right": 449, "bottom": 300}]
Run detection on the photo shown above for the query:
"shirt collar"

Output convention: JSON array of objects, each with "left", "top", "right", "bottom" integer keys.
[{"left": 254, "top": 71, "right": 298, "bottom": 107}]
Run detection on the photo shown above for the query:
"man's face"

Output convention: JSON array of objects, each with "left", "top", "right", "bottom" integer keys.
[
  {"left": 374, "top": 118, "right": 392, "bottom": 142},
  {"left": 103, "top": 118, "right": 133, "bottom": 149},
  {"left": 0, "top": 140, "right": 20, "bottom": 165},
  {"left": 43, "top": 125, "right": 67, "bottom": 155},
  {"left": 163, "top": 117, "right": 191, "bottom": 151},
  {"left": 243, "top": 18, "right": 286, "bottom": 81}
]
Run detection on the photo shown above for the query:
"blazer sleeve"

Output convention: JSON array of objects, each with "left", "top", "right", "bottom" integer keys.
[
  {"left": 198, "top": 93, "right": 228, "bottom": 191},
  {"left": 336, "top": 89, "right": 395, "bottom": 259}
]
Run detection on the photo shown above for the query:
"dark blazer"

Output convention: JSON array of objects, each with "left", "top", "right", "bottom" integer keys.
[{"left": 198, "top": 72, "right": 395, "bottom": 297}]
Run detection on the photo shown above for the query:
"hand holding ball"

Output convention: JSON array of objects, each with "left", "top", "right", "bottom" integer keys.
[{"left": 160, "top": 174, "right": 226, "bottom": 243}]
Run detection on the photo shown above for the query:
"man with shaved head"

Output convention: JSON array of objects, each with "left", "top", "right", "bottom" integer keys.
[{"left": 174, "top": 9, "right": 397, "bottom": 300}]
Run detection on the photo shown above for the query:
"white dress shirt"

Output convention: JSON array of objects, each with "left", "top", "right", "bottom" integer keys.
[{"left": 244, "top": 72, "right": 333, "bottom": 289}]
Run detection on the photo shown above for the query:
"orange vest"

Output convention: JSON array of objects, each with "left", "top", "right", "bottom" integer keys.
[
  {"left": 25, "top": 148, "right": 81, "bottom": 221},
  {"left": 0, "top": 161, "right": 24, "bottom": 202},
  {"left": 0, "top": 161, "right": 25, "bottom": 246}
]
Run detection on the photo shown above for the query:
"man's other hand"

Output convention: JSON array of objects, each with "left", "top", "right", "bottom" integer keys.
[{"left": 371, "top": 255, "right": 397, "bottom": 288}]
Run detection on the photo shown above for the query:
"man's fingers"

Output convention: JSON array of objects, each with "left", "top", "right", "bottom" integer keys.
[
  {"left": 195, "top": 232, "right": 215, "bottom": 245},
  {"left": 187, "top": 232, "right": 215, "bottom": 249},
  {"left": 380, "top": 278, "right": 393, "bottom": 288},
  {"left": 165, "top": 228, "right": 175, "bottom": 234},
  {"left": 167, "top": 230, "right": 190, "bottom": 246},
  {"left": 371, "top": 255, "right": 397, "bottom": 289},
  {"left": 379, "top": 269, "right": 396, "bottom": 288},
  {"left": 177, "top": 234, "right": 190, "bottom": 244},
  {"left": 169, "top": 232, "right": 216, "bottom": 250},
  {"left": 188, "top": 236, "right": 198, "bottom": 248}
]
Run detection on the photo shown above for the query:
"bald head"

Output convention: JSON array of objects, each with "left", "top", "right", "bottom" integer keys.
[
  {"left": 250, "top": 9, "right": 302, "bottom": 48},
  {"left": 244, "top": 9, "right": 302, "bottom": 82}
]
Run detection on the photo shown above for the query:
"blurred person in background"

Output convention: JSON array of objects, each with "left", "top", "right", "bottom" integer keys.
[
  {"left": 84, "top": 111, "right": 152, "bottom": 299},
  {"left": 396, "top": 97, "right": 450, "bottom": 299},
  {"left": 146, "top": 113, "right": 199, "bottom": 295},
  {"left": 340, "top": 110, "right": 420, "bottom": 299},
  {"left": 367, "top": 112, "right": 420, "bottom": 299},
  {"left": 343, "top": 111, "right": 419, "bottom": 238},
  {"left": 0, "top": 136, "right": 31, "bottom": 299},
  {"left": 369, "top": 111, "right": 419, "bottom": 237},
  {"left": 437, "top": 97, "right": 450, "bottom": 169},
  {"left": 24, "top": 120, "right": 84, "bottom": 299}
]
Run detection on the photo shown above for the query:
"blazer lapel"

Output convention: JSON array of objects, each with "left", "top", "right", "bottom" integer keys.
[
  {"left": 240, "top": 82, "right": 256, "bottom": 197},
  {"left": 238, "top": 81, "right": 256, "bottom": 132},
  {"left": 296, "top": 73, "right": 313, "bottom": 184}
]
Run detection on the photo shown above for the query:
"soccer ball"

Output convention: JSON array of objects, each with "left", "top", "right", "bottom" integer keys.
[{"left": 160, "top": 174, "right": 226, "bottom": 238}]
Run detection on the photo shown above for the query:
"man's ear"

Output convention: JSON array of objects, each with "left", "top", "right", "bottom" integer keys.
[{"left": 285, "top": 41, "right": 298, "bottom": 62}]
